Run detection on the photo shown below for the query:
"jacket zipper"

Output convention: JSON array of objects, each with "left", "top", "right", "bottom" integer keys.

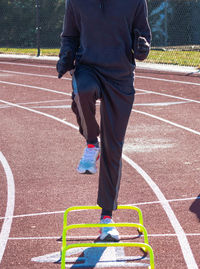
[{"left": 100, "top": 0, "right": 104, "bottom": 10}]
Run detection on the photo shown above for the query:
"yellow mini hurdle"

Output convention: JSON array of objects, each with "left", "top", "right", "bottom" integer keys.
[{"left": 61, "top": 205, "right": 155, "bottom": 269}]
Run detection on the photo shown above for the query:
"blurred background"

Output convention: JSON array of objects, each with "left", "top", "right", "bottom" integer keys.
[{"left": 0, "top": 0, "right": 200, "bottom": 67}]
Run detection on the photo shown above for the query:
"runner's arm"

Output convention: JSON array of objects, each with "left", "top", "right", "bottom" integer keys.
[
  {"left": 132, "top": 0, "right": 151, "bottom": 61},
  {"left": 57, "top": 0, "right": 80, "bottom": 78}
]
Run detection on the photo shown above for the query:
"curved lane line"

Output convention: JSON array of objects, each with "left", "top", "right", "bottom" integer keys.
[
  {"left": 136, "top": 75, "right": 200, "bottom": 86},
  {"left": 0, "top": 99, "right": 198, "bottom": 268},
  {"left": 0, "top": 80, "right": 71, "bottom": 96},
  {"left": 0, "top": 80, "right": 199, "bottom": 106},
  {"left": 0, "top": 61, "right": 55, "bottom": 69},
  {"left": 1, "top": 64, "right": 200, "bottom": 86},
  {"left": 133, "top": 109, "right": 200, "bottom": 136},
  {"left": 0, "top": 196, "right": 199, "bottom": 220},
  {"left": 136, "top": 88, "right": 200, "bottom": 104},
  {"left": 122, "top": 154, "right": 198, "bottom": 269},
  {"left": 0, "top": 152, "right": 15, "bottom": 263},
  {"left": 0, "top": 69, "right": 71, "bottom": 81},
  {"left": 0, "top": 99, "right": 78, "bottom": 131}
]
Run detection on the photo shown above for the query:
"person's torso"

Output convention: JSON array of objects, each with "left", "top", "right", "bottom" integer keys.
[{"left": 71, "top": 0, "right": 140, "bottom": 80}]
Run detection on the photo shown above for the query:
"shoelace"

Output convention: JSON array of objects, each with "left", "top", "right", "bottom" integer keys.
[
  {"left": 101, "top": 218, "right": 114, "bottom": 232},
  {"left": 82, "top": 147, "right": 98, "bottom": 162}
]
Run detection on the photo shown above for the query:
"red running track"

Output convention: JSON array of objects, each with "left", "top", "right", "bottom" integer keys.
[{"left": 0, "top": 57, "right": 200, "bottom": 269}]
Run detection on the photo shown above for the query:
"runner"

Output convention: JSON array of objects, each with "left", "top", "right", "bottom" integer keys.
[{"left": 57, "top": 0, "right": 151, "bottom": 241}]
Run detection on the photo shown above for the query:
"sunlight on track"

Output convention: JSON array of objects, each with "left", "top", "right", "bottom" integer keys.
[{"left": 0, "top": 152, "right": 15, "bottom": 263}]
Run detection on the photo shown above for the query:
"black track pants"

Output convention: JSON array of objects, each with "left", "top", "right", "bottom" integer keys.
[{"left": 72, "top": 65, "right": 135, "bottom": 210}]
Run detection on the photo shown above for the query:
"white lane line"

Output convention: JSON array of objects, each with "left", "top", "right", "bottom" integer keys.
[
  {"left": 0, "top": 152, "right": 15, "bottom": 263},
  {"left": 1, "top": 195, "right": 198, "bottom": 220},
  {"left": 0, "top": 99, "right": 78, "bottom": 131},
  {"left": 30, "top": 105, "right": 71, "bottom": 109},
  {"left": 135, "top": 92, "right": 150, "bottom": 95},
  {"left": 133, "top": 109, "right": 200, "bottom": 136},
  {"left": 0, "top": 99, "right": 70, "bottom": 109},
  {"left": 0, "top": 80, "right": 71, "bottom": 96},
  {"left": 0, "top": 61, "right": 55, "bottom": 69},
  {"left": 134, "top": 101, "right": 190, "bottom": 107},
  {"left": 8, "top": 233, "right": 200, "bottom": 240},
  {"left": 0, "top": 210, "right": 65, "bottom": 220},
  {"left": 0, "top": 80, "right": 199, "bottom": 105},
  {"left": 136, "top": 75, "right": 200, "bottom": 86},
  {"left": 0, "top": 99, "right": 198, "bottom": 268},
  {"left": 0, "top": 69, "right": 71, "bottom": 81},
  {"left": 122, "top": 154, "right": 198, "bottom": 269},
  {"left": 131, "top": 196, "right": 200, "bottom": 206},
  {"left": 136, "top": 88, "right": 200, "bottom": 104},
  {"left": 1, "top": 61, "right": 200, "bottom": 86}
]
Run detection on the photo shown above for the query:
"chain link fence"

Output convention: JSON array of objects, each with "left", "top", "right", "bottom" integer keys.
[{"left": 0, "top": 0, "right": 199, "bottom": 67}]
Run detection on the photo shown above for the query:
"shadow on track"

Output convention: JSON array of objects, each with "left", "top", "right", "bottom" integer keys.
[{"left": 189, "top": 194, "right": 200, "bottom": 222}]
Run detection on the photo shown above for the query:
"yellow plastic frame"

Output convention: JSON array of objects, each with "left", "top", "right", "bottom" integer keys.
[{"left": 61, "top": 205, "right": 154, "bottom": 269}]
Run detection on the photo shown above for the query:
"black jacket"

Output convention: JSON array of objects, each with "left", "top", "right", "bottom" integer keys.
[{"left": 60, "top": 0, "right": 151, "bottom": 80}]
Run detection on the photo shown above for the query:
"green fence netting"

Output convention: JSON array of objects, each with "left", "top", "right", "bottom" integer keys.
[{"left": 0, "top": 0, "right": 199, "bottom": 67}]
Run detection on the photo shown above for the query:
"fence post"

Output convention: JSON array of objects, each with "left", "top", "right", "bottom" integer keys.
[
  {"left": 164, "top": 0, "right": 168, "bottom": 46},
  {"left": 35, "top": 0, "right": 41, "bottom": 57}
]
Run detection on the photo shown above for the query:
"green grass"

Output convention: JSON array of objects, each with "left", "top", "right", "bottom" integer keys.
[
  {"left": 147, "top": 50, "right": 200, "bottom": 68},
  {"left": 0, "top": 47, "right": 200, "bottom": 68},
  {"left": 0, "top": 47, "right": 59, "bottom": 56}
]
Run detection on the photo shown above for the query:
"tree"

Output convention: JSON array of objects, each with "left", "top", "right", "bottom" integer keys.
[
  {"left": 0, "top": 0, "right": 65, "bottom": 48},
  {"left": 0, "top": 0, "right": 35, "bottom": 47}
]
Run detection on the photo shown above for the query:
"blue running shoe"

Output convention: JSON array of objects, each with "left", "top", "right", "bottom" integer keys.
[
  {"left": 77, "top": 144, "right": 100, "bottom": 174},
  {"left": 99, "top": 216, "right": 120, "bottom": 242}
]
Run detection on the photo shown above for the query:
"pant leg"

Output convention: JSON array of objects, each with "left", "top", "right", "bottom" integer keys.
[
  {"left": 71, "top": 65, "right": 102, "bottom": 142},
  {"left": 97, "top": 78, "right": 135, "bottom": 211}
]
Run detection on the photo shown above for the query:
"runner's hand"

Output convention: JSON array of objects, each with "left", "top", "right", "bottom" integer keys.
[
  {"left": 133, "top": 29, "right": 150, "bottom": 61},
  {"left": 56, "top": 61, "right": 69, "bottom": 79},
  {"left": 56, "top": 50, "right": 74, "bottom": 79},
  {"left": 137, "top": 36, "right": 150, "bottom": 53}
]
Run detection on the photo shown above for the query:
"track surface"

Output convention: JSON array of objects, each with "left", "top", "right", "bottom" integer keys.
[{"left": 0, "top": 58, "right": 200, "bottom": 269}]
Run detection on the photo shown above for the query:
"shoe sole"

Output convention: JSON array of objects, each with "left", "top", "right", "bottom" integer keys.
[
  {"left": 77, "top": 168, "right": 97, "bottom": 174},
  {"left": 100, "top": 234, "right": 120, "bottom": 242}
]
